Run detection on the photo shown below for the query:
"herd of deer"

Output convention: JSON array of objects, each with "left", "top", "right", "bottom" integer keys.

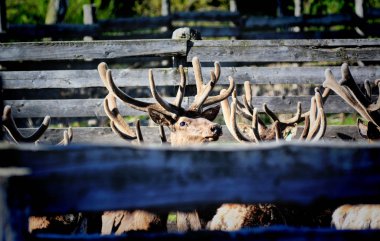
[{"left": 2, "top": 57, "right": 380, "bottom": 234}]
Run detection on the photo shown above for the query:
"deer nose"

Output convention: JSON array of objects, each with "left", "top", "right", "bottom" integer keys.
[{"left": 211, "top": 124, "right": 222, "bottom": 136}]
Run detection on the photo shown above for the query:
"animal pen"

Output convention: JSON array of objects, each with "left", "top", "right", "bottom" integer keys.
[{"left": 1, "top": 1, "right": 380, "bottom": 239}]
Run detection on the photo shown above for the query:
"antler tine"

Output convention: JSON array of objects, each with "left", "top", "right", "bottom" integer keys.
[
  {"left": 230, "top": 98, "right": 253, "bottom": 143},
  {"left": 220, "top": 89, "right": 251, "bottom": 143},
  {"left": 159, "top": 125, "right": 167, "bottom": 144},
  {"left": 273, "top": 121, "right": 281, "bottom": 142},
  {"left": 134, "top": 119, "right": 144, "bottom": 144},
  {"left": 244, "top": 81, "right": 253, "bottom": 110},
  {"left": 323, "top": 68, "right": 379, "bottom": 127},
  {"left": 173, "top": 65, "right": 186, "bottom": 109},
  {"left": 103, "top": 94, "right": 137, "bottom": 140},
  {"left": 309, "top": 96, "right": 317, "bottom": 128},
  {"left": 311, "top": 89, "right": 327, "bottom": 141},
  {"left": 99, "top": 63, "right": 171, "bottom": 116},
  {"left": 192, "top": 56, "right": 204, "bottom": 95},
  {"left": 189, "top": 57, "right": 228, "bottom": 112},
  {"left": 251, "top": 108, "right": 261, "bottom": 143},
  {"left": 368, "top": 80, "right": 380, "bottom": 112},
  {"left": 2, "top": 105, "right": 50, "bottom": 143},
  {"left": 364, "top": 79, "right": 372, "bottom": 100},
  {"left": 149, "top": 69, "right": 179, "bottom": 118},
  {"left": 263, "top": 102, "right": 302, "bottom": 126},
  {"left": 298, "top": 115, "right": 310, "bottom": 140},
  {"left": 57, "top": 127, "right": 73, "bottom": 146},
  {"left": 202, "top": 76, "right": 235, "bottom": 107},
  {"left": 340, "top": 62, "right": 371, "bottom": 107}
]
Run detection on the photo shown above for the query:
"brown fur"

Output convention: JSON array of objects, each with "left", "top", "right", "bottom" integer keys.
[
  {"left": 29, "top": 214, "right": 87, "bottom": 234},
  {"left": 207, "top": 203, "right": 286, "bottom": 231},
  {"left": 332, "top": 204, "right": 380, "bottom": 230},
  {"left": 101, "top": 210, "right": 167, "bottom": 234}
]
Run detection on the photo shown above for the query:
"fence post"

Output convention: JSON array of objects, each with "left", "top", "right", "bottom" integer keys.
[
  {"left": 355, "top": 0, "right": 366, "bottom": 36},
  {"left": 45, "top": 0, "right": 68, "bottom": 24},
  {"left": 0, "top": 0, "right": 6, "bottom": 33},
  {"left": 294, "top": 0, "right": 303, "bottom": 32},
  {"left": 161, "top": 0, "right": 172, "bottom": 34},
  {"left": 171, "top": 27, "right": 202, "bottom": 68},
  {"left": 83, "top": 3, "right": 96, "bottom": 41}
]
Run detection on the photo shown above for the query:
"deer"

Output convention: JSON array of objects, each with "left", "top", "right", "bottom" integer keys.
[
  {"left": 322, "top": 63, "right": 380, "bottom": 230},
  {"left": 97, "top": 56, "right": 235, "bottom": 234},
  {"left": 221, "top": 81, "right": 330, "bottom": 144},
  {"left": 1, "top": 105, "right": 88, "bottom": 234},
  {"left": 205, "top": 82, "right": 331, "bottom": 231}
]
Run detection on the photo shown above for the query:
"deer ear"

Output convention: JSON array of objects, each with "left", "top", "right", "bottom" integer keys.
[
  {"left": 148, "top": 108, "right": 176, "bottom": 127},
  {"left": 201, "top": 105, "right": 220, "bottom": 121}
]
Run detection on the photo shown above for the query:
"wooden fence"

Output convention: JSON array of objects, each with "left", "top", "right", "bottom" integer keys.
[
  {"left": 0, "top": 38, "right": 380, "bottom": 240},
  {"left": 1, "top": 0, "right": 380, "bottom": 41}
]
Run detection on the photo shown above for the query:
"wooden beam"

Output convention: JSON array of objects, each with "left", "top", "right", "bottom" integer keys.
[
  {"left": 3, "top": 95, "right": 358, "bottom": 118},
  {"left": 2, "top": 141, "right": 380, "bottom": 214},
  {"left": 187, "top": 39, "right": 380, "bottom": 63},
  {"left": 0, "top": 40, "right": 187, "bottom": 61},
  {"left": 2, "top": 66, "right": 378, "bottom": 89},
  {"left": 9, "top": 125, "right": 365, "bottom": 145}
]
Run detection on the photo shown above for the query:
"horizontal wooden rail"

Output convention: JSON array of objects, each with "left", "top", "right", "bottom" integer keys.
[
  {"left": 244, "top": 14, "right": 356, "bottom": 29},
  {"left": 3, "top": 95, "right": 355, "bottom": 118},
  {"left": 1, "top": 66, "right": 378, "bottom": 89},
  {"left": 187, "top": 39, "right": 380, "bottom": 63},
  {"left": 1, "top": 39, "right": 378, "bottom": 63},
  {"left": 11, "top": 125, "right": 363, "bottom": 145},
  {"left": 29, "top": 228, "right": 380, "bottom": 241},
  {"left": 0, "top": 40, "right": 187, "bottom": 62},
  {"left": 2, "top": 141, "right": 380, "bottom": 214}
]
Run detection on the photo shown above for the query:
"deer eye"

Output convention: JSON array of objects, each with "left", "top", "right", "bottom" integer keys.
[{"left": 179, "top": 121, "right": 186, "bottom": 127}]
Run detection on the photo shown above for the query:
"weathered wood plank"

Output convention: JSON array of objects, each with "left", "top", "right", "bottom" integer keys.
[
  {"left": 0, "top": 40, "right": 187, "bottom": 62},
  {"left": 3, "top": 95, "right": 356, "bottom": 118},
  {"left": 10, "top": 125, "right": 364, "bottom": 145},
  {"left": 2, "top": 141, "right": 380, "bottom": 214},
  {"left": 187, "top": 39, "right": 380, "bottom": 62},
  {"left": 30, "top": 228, "right": 380, "bottom": 241},
  {"left": 244, "top": 14, "right": 357, "bottom": 29},
  {"left": 2, "top": 66, "right": 378, "bottom": 89}
]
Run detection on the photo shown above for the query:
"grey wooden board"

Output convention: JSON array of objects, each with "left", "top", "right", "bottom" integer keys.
[
  {"left": 10, "top": 125, "right": 364, "bottom": 145},
  {"left": 3, "top": 95, "right": 357, "bottom": 118},
  {"left": 187, "top": 39, "right": 380, "bottom": 62},
  {"left": 1, "top": 66, "right": 378, "bottom": 89},
  {"left": 244, "top": 14, "right": 356, "bottom": 29},
  {"left": 0, "top": 40, "right": 187, "bottom": 61},
  {"left": 2, "top": 141, "right": 380, "bottom": 214},
  {"left": 29, "top": 228, "right": 380, "bottom": 241}
]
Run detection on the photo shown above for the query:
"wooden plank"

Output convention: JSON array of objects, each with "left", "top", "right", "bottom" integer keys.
[
  {"left": 10, "top": 125, "right": 364, "bottom": 145},
  {"left": 244, "top": 14, "right": 356, "bottom": 29},
  {"left": 2, "top": 66, "right": 378, "bottom": 89},
  {"left": 239, "top": 30, "right": 363, "bottom": 40},
  {"left": 3, "top": 95, "right": 356, "bottom": 118},
  {"left": 98, "top": 16, "right": 170, "bottom": 31},
  {"left": 187, "top": 40, "right": 380, "bottom": 62},
  {"left": 30, "top": 228, "right": 380, "bottom": 241},
  {"left": 0, "top": 40, "right": 187, "bottom": 62},
  {"left": 2, "top": 141, "right": 380, "bottom": 214},
  {"left": 172, "top": 11, "right": 239, "bottom": 21}
]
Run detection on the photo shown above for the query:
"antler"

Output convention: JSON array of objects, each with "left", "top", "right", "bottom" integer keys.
[
  {"left": 323, "top": 63, "right": 380, "bottom": 128},
  {"left": 2, "top": 105, "right": 50, "bottom": 143},
  {"left": 222, "top": 81, "right": 327, "bottom": 143},
  {"left": 188, "top": 57, "right": 235, "bottom": 113}
]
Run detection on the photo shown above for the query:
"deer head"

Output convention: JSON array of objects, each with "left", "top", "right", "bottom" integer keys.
[
  {"left": 322, "top": 63, "right": 380, "bottom": 142},
  {"left": 98, "top": 57, "right": 234, "bottom": 146},
  {"left": 221, "top": 81, "right": 329, "bottom": 143}
]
